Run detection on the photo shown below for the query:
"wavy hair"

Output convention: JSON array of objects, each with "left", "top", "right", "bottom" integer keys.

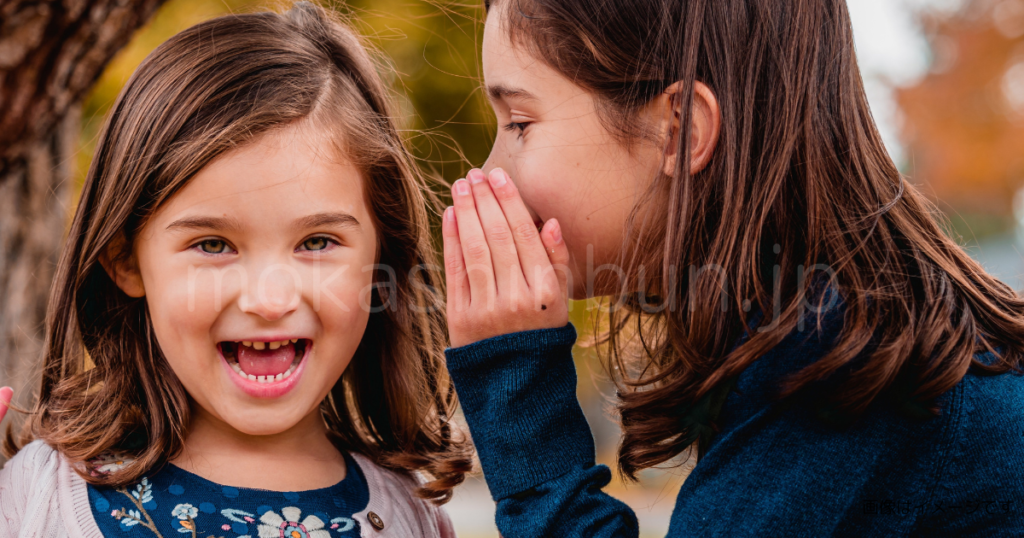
[
  {"left": 5, "top": 1, "right": 471, "bottom": 503},
  {"left": 488, "top": 0, "right": 1024, "bottom": 478}
]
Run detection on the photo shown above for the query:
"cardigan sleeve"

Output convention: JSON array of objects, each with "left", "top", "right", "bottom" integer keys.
[
  {"left": 0, "top": 446, "right": 27, "bottom": 536},
  {"left": 445, "top": 324, "right": 639, "bottom": 538},
  {"left": 433, "top": 504, "right": 457, "bottom": 538},
  {"left": 0, "top": 440, "right": 64, "bottom": 537}
]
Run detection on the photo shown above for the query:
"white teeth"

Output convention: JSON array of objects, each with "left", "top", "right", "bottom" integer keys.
[
  {"left": 236, "top": 367, "right": 296, "bottom": 383},
  {"left": 228, "top": 339, "right": 305, "bottom": 383},
  {"left": 235, "top": 339, "right": 297, "bottom": 350},
  {"left": 229, "top": 360, "right": 300, "bottom": 382}
]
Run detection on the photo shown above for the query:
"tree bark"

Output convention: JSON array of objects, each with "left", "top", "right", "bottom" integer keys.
[{"left": 0, "top": 0, "right": 165, "bottom": 420}]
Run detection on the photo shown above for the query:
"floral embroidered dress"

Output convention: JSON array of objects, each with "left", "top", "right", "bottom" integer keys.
[{"left": 86, "top": 453, "right": 368, "bottom": 538}]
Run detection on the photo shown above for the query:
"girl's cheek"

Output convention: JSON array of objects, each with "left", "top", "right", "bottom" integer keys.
[
  {"left": 167, "top": 273, "right": 232, "bottom": 346},
  {"left": 307, "top": 265, "right": 373, "bottom": 323},
  {"left": 513, "top": 153, "right": 573, "bottom": 217},
  {"left": 166, "top": 265, "right": 245, "bottom": 319},
  {"left": 138, "top": 277, "right": 222, "bottom": 383}
]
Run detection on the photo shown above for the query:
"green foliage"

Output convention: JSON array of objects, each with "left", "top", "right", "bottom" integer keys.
[
  {"left": 337, "top": 0, "right": 494, "bottom": 179},
  {"left": 77, "top": 0, "right": 494, "bottom": 190}
]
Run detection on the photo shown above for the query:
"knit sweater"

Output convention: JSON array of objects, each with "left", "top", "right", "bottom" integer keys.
[
  {"left": 0, "top": 440, "right": 455, "bottom": 538},
  {"left": 445, "top": 322, "right": 1024, "bottom": 538}
]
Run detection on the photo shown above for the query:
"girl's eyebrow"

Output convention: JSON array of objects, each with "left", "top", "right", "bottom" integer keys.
[
  {"left": 488, "top": 84, "right": 538, "bottom": 102},
  {"left": 295, "top": 212, "right": 361, "bottom": 230},
  {"left": 166, "top": 216, "right": 243, "bottom": 232},
  {"left": 165, "top": 213, "right": 361, "bottom": 232}
]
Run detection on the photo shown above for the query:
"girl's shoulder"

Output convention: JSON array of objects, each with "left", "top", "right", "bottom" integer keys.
[
  {"left": 0, "top": 439, "right": 72, "bottom": 537},
  {"left": 910, "top": 359, "right": 1024, "bottom": 531},
  {"left": 959, "top": 355, "right": 1024, "bottom": 452},
  {"left": 0, "top": 439, "right": 63, "bottom": 487},
  {"left": 347, "top": 453, "right": 455, "bottom": 538},
  {"left": 2, "top": 438, "right": 133, "bottom": 480}
]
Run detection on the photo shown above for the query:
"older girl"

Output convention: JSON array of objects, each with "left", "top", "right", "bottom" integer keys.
[{"left": 442, "top": 0, "right": 1024, "bottom": 536}]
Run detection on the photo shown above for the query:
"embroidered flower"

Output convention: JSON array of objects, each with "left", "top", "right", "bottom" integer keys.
[
  {"left": 222, "top": 508, "right": 256, "bottom": 523},
  {"left": 113, "top": 508, "right": 144, "bottom": 528},
  {"left": 172, "top": 503, "right": 199, "bottom": 520},
  {"left": 89, "top": 452, "right": 135, "bottom": 476},
  {"left": 132, "top": 478, "right": 154, "bottom": 505},
  {"left": 329, "top": 517, "right": 355, "bottom": 532},
  {"left": 258, "top": 507, "right": 330, "bottom": 538}
]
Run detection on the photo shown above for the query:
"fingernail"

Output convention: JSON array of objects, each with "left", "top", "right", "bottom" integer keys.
[
  {"left": 489, "top": 168, "right": 507, "bottom": 188},
  {"left": 455, "top": 179, "right": 470, "bottom": 196},
  {"left": 468, "top": 169, "right": 486, "bottom": 184},
  {"left": 551, "top": 220, "right": 562, "bottom": 244},
  {"left": 444, "top": 206, "right": 454, "bottom": 223}
]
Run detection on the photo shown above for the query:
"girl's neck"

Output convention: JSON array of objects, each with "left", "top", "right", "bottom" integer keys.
[{"left": 170, "top": 406, "right": 347, "bottom": 491}]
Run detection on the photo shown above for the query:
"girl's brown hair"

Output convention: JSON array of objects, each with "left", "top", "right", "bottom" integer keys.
[
  {"left": 488, "top": 0, "right": 1024, "bottom": 478},
  {"left": 5, "top": 1, "right": 470, "bottom": 503}
]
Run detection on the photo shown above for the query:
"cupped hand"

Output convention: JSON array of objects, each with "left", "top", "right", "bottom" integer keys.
[
  {"left": 443, "top": 168, "right": 570, "bottom": 348},
  {"left": 0, "top": 386, "right": 12, "bottom": 424}
]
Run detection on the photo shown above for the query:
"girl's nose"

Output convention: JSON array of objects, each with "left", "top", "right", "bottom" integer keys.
[
  {"left": 238, "top": 263, "right": 302, "bottom": 321},
  {"left": 482, "top": 147, "right": 501, "bottom": 177}
]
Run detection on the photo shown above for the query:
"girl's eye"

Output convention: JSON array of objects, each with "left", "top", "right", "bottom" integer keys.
[
  {"left": 198, "top": 240, "right": 232, "bottom": 254},
  {"left": 503, "top": 121, "right": 531, "bottom": 139},
  {"left": 300, "top": 236, "right": 335, "bottom": 251}
]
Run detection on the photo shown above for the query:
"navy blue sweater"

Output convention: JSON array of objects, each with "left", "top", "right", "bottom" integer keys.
[
  {"left": 87, "top": 452, "right": 368, "bottom": 537},
  {"left": 445, "top": 321, "right": 1024, "bottom": 537}
]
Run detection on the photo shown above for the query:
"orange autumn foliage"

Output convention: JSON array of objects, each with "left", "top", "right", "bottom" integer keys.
[{"left": 897, "top": 1, "right": 1024, "bottom": 219}]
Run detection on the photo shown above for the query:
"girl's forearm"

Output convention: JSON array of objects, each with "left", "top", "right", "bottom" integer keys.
[{"left": 446, "top": 324, "right": 639, "bottom": 538}]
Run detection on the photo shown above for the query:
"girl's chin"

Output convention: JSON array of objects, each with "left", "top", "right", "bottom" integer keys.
[
  {"left": 221, "top": 417, "right": 308, "bottom": 437},
  {"left": 212, "top": 401, "right": 322, "bottom": 437}
]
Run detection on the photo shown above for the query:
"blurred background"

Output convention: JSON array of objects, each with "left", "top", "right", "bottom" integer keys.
[{"left": 1, "top": 0, "right": 1023, "bottom": 536}]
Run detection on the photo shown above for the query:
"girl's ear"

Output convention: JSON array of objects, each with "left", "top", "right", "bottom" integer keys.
[
  {"left": 98, "top": 235, "right": 146, "bottom": 298},
  {"left": 656, "top": 81, "right": 721, "bottom": 177}
]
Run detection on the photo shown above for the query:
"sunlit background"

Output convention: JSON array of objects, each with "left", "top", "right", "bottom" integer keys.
[{"left": 70, "top": 0, "right": 1024, "bottom": 536}]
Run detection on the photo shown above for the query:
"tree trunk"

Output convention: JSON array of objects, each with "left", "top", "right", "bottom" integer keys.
[{"left": 0, "top": 0, "right": 165, "bottom": 426}]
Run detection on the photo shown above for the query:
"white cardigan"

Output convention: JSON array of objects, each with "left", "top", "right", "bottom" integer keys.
[{"left": 0, "top": 440, "right": 456, "bottom": 538}]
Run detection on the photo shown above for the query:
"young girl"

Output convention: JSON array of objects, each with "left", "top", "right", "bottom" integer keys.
[
  {"left": 441, "top": 0, "right": 1024, "bottom": 536},
  {"left": 0, "top": 3, "right": 468, "bottom": 537}
]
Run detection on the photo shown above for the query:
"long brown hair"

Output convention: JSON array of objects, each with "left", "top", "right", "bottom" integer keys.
[
  {"left": 489, "top": 0, "right": 1024, "bottom": 478},
  {"left": 5, "top": 1, "right": 470, "bottom": 503}
]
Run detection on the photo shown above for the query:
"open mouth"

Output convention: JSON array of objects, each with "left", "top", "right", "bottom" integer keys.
[{"left": 218, "top": 339, "right": 309, "bottom": 384}]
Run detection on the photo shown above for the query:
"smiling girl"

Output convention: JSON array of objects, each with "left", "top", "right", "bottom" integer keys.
[
  {"left": 0, "top": 3, "right": 466, "bottom": 537},
  {"left": 441, "top": 0, "right": 1024, "bottom": 536}
]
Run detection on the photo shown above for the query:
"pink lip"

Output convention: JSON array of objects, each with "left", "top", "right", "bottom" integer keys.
[{"left": 219, "top": 341, "right": 310, "bottom": 399}]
